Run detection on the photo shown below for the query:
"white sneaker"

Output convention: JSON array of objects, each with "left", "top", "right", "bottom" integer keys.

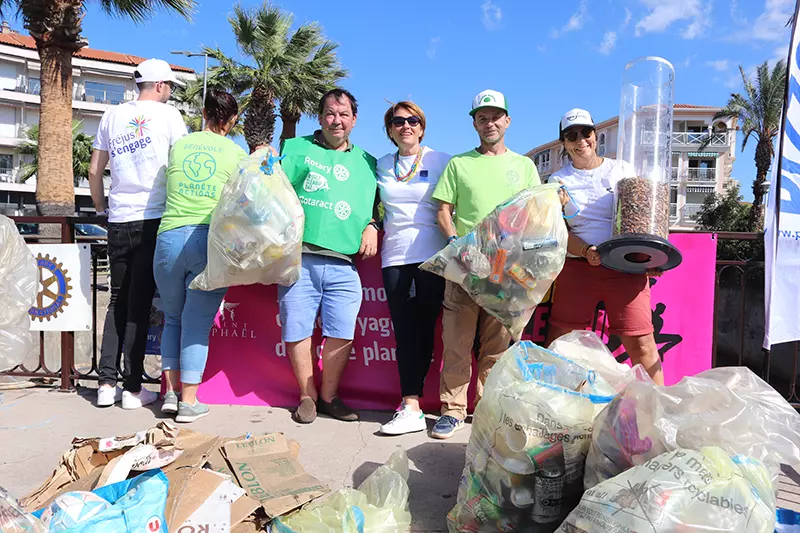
[
  {"left": 122, "top": 388, "right": 158, "bottom": 410},
  {"left": 380, "top": 406, "right": 427, "bottom": 435},
  {"left": 97, "top": 385, "right": 122, "bottom": 407}
]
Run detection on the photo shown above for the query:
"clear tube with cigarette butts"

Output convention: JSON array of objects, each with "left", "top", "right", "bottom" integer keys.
[{"left": 598, "top": 56, "right": 682, "bottom": 274}]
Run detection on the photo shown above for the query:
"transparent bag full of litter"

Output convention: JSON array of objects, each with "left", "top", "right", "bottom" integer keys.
[
  {"left": 420, "top": 184, "right": 568, "bottom": 340},
  {"left": 0, "top": 214, "right": 37, "bottom": 372},
  {"left": 191, "top": 150, "right": 304, "bottom": 291},
  {"left": 447, "top": 338, "right": 641, "bottom": 533}
]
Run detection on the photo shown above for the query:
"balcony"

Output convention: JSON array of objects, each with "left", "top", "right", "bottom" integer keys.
[
  {"left": 684, "top": 203, "right": 704, "bottom": 220},
  {"left": 672, "top": 132, "right": 729, "bottom": 147},
  {"left": 686, "top": 168, "right": 716, "bottom": 182},
  {"left": 671, "top": 167, "right": 679, "bottom": 182},
  {"left": 670, "top": 203, "right": 678, "bottom": 219}
]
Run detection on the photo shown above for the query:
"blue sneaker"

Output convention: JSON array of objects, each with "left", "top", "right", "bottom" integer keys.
[{"left": 431, "top": 415, "right": 465, "bottom": 439}]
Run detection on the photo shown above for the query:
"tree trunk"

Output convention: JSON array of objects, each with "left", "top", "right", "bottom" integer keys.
[
  {"left": 279, "top": 110, "right": 301, "bottom": 145},
  {"left": 35, "top": 43, "right": 75, "bottom": 217},
  {"left": 748, "top": 139, "right": 773, "bottom": 231}
]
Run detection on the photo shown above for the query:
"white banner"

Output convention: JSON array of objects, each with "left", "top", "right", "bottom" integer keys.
[
  {"left": 27, "top": 244, "right": 92, "bottom": 332},
  {"left": 765, "top": 3, "right": 800, "bottom": 349}
]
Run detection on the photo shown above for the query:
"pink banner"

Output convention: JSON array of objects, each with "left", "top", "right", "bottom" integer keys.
[{"left": 198, "top": 233, "right": 717, "bottom": 409}]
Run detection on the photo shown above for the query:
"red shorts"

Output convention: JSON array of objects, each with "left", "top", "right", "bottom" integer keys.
[{"left": 549, "top": 258, "right": 654, "bottom": 337}]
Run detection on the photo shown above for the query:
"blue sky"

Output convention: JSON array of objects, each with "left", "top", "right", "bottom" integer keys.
[{"left": 13, "top": 0, "right": 798, "bottom": 200}]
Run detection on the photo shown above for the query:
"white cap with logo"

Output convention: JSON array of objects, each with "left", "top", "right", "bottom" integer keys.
[
  {"left": 559, "top": 108, "right": 595, "bottom": 139},
  {"left": 470, "top": 89, "right": 508, "bottom": 117},
  {"left": 134, "top": 58, "right": 183, "bottom": 85}
]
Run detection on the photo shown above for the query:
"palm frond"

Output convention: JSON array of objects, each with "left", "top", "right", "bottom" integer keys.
[{"left": 96, "top": 0, "right": 196, "bottom": 23}]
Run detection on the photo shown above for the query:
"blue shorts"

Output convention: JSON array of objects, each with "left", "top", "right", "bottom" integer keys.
[{"left": 278, "top": 253, "right": 363, "bottom": 342}]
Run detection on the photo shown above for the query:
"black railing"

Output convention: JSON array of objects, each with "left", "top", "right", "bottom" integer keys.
[{"left": 1, "top": 219, "right": 798, "bottom": 407}]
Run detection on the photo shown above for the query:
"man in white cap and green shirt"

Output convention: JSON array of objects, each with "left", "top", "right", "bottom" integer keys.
[
  {"left": 89, "top": 58, "right": 188, "bottom": 410},
  {"left": 430, "top": 89, "right": 541, "bottom": 439}
]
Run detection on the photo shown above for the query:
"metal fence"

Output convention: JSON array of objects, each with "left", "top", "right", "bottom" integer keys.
[{"left": 2, "top": 218, "right": 798, "bottom": 407}]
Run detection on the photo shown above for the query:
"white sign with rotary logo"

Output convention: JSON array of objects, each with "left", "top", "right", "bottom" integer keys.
[{"left": 27, "top": 244, "right": 92, "bottom": 331}]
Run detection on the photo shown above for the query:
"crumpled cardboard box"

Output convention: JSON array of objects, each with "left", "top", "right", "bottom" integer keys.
[{"left": 20, "top": 422, "right": 322, "bottom": 532}]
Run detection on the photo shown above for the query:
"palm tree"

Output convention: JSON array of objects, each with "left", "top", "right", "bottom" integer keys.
[
  {"left": 205, "top": 3, "right": 346, "bottom": 152},
  {"left": 0, "top": 0, "right": 195, "bottom": 216},
  {"left": 16, "top": 121, "right": 94, "bottom": 187},
  {"left": 278, "top": 42, "right": 347, "bottom": 144},
  {"left": 714, "top": 60, "right": 786, "bottom": 231}
]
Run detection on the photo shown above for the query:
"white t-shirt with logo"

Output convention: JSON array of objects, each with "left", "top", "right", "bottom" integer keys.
[
  {"left": 549, "top": 158, "right": 635, "bottom": 250},
  {"left": 94, "top": 100, "right": 188, "bottom": 223},
  {"left": 376, "top": 147, "right": 451, "bottom": 268}
]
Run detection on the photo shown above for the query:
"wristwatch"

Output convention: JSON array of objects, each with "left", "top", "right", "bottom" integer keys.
[
  {"left": 447, "top": 235, "right": 458, "bottom": 245},
  {"left": 369, "top": 221, "right": 381, "bottom": 231}
]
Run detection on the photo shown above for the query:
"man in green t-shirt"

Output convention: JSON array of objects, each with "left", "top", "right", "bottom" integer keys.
[
  {"left": 278, "top": 88, "right": 379, "bottom": 425},
  {"left": 431, "top": 89, "right": 541, "bottom": 439}
]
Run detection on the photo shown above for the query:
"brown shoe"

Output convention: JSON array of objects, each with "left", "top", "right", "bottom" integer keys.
[
  {"left": 293, "top": 397, "right": 317, "bottom": 424},
  {"left": 317, "top": 397, "right": 360, "bottom": 422}
]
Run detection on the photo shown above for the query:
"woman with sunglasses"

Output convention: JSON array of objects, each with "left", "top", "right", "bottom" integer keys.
[
  {"left": 547, "top": 108, "right": 664, "bottom": 385},
  {"left": 375, "top": 101, "right": 451, "bottom": 435}
]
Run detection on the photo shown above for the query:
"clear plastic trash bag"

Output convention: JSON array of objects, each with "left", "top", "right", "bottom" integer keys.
[
  {"left": 191, "top": 150, "right": 304, "bottom": 291},
  {"left": 584, "top": 367, "right": 800, "bottom": 492},
  {"left": 0, "top": 214, "right": 37, "bottom": 372},
  {"left": 447, "top": 339, "right": 643, "bottom": 533},
  {"left": 420, "top": 184, "right": 568, "bottom": 340},
  {"left": 271, "top": 449, "right": 412, "bottom": 533},
  {"left": 558, "top": 447, "right": 777, "bottom": 533},
  {"left": 0, "top": 485, "right": 44, "bottom": 533}
]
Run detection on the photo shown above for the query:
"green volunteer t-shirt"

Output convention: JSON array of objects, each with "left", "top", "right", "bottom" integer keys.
[
  {"left": 281, "top": 134, "right": 377, "bottom": 255},
  {"left": 432, "top": 148, "right": 541, "bottom": 236},
  {"left": 159, "top": 131, "right": 247, "bottom": 234}
]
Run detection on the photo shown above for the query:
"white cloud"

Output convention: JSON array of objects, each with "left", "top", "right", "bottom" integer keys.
[
  {"left": 552, "top": 0, "right": 588, "bottom": 38},
  {"left": 706, "top": 59, "right": 730, "bottom": 71},
  {"left": 621, "top": 7, "right": 633, "bottom": 29},
  {"left": 750, "top": 0, "right": 794, "bottom": 42},
  {"left": 684, "top": 54, "right": 697, "bottom": 68},
  {"left": 426, "top": 37, "right": 441, "bottom": 60},
  {"left": 634, "top": 0, "right": 711, "bottom": 39},
  {"left": 537, "top": 44, "right": 546, "bottom": 53},
  {"left": 775, "top": 44, "right": 790, "bottom": 63},
  {"left": 725, "top": 73, "right": 742, "bottom": 90},
  {"left": 481, "top": 0, "right": 502, "bottom": 31},
  {"left": 599, "top": 31, "right": 617, "bottom": 54}
]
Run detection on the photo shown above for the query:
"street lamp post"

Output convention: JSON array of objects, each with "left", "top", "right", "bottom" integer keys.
[{"left": 170, "top": 50, "right": 208, "bottom": 129}]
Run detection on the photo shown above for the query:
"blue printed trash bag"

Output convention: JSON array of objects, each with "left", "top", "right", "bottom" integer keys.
[
  {"left": 35, "top": 469, "right": 169, "bottom": 533},
  {"left": 447, "top": 338, "right": 643, "bottom": 533},
  {"left": 777, "top": 508, "right": 800, "bottom": 532}
]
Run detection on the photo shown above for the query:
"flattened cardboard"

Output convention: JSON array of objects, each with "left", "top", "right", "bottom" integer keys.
[{"left": 222, "top": 433, "right": 329, "bottom": 518}]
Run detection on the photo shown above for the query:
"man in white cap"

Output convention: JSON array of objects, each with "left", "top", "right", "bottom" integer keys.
[
  {"left": 89, "top": 58, "right": 188, "bottom": 409},
  {"left": 430, "top": 89, "right": 541, "bottom": 439}
]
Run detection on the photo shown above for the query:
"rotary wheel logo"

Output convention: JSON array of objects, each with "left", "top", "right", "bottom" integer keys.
[
  {"left": 29, "top": 253, "right": 72, "bottom": 321},
  {"left": 334, "top": 200, "right": 352, "bottom": 220},
  {"left": 333, "top": 164, "right": 350, "bottom": 182}
]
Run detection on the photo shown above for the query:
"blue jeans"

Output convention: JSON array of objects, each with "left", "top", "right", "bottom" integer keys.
[{"left": 153, "top": 225, "right": 227, "bottom": 384}]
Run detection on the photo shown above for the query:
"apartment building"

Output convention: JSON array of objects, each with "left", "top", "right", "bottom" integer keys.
[
  {"left": 525, "top": 104, "right": 738, "bottom": 228},
  {"left": 0, "top": 22, "right": 195, "bottom": 215}
]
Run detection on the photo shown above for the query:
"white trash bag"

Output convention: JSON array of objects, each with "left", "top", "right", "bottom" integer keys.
[
  {"left": 191, "top": 150, "right": 304, "bottom": 291},
  {"left": 558, "top": 447, "right": 777, "bottom": 533},
  {"left": 0, "top": 215, "right": 37, "bottom": 372},
  {"left": 447, "top": 337, "right": 644, "bottom": 533},
  {"left": 584, "top": 367, "right": 800, "bottom": 491},
  {"left": 421, "top": 184, "right": 568, "bottom": 340}
]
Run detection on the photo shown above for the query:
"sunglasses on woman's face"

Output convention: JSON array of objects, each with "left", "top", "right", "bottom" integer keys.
[
  {"left": 564, "top": 127, "right": 595, "bottom": 143},
  {"left": 392, "top": 116, "right": 421, "bottom": 128}
]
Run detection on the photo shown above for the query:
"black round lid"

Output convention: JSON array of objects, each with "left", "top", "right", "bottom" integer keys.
[{"left": 596, "top": 233, "right": 683, "bottom": 274}]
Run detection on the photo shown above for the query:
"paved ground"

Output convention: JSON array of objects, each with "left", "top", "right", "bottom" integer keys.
[{"left": 1, "top": 387, "right": 798, "bottom": 533}]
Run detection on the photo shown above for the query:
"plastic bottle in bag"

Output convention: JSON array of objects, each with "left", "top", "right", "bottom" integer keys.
[{"left": 0, "top": 486, "right": 44, "bottom": 533}]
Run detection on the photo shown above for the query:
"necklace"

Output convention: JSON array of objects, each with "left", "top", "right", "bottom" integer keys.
[{"left": 394, "top": 148, "right": 423, "bottom": 182}]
